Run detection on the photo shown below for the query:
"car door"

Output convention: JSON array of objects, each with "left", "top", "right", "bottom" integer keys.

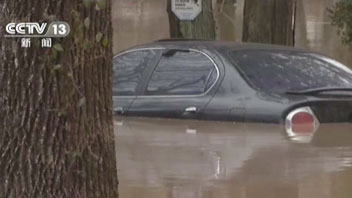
[
  {"left": 128, "top": 48, "right": 220, "bottom": 119},
  {"left": 113, "top": 48, "right": 162, "bottom": 115}
]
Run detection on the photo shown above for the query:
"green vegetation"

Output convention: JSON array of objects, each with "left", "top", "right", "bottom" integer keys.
[{"left": 329, "top": 0, "right": 352, "bottom": 47}]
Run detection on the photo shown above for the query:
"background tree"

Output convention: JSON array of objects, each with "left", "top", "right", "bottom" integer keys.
[
  {"left": 329, "top": 0, "right": 352, "bottom": 47},
  {"left": 167, "top": 0, "right": 216, "bottom": 39},
  {"left": 242, "top": 0, "right": 296, "bottom": 45},
  {"left": 0, "top": 0, "right": 118, "bottom": 197}
]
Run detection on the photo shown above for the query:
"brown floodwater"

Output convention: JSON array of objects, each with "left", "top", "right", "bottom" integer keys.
[{"left": 114, "top": 117, "right": 352, "bottom": 198}]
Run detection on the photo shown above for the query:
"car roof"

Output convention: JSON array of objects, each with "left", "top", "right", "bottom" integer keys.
[{"left": 123, "top": 40, "right": 310, "bottom": 54}]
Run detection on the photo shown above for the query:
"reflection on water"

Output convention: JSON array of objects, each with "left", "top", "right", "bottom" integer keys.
[{"left": 115, "top": 117, "right": 352, "bottom": 198}]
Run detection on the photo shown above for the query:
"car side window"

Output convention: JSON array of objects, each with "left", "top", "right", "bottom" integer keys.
[
  {"left": 204, "top": 68, "right": 218, "bottom": 91},
  {"left": 113, "top": 50, "right": 157, "bottom": 96},
  {"left": 145, "top": 50, "right": 217, "bottom": 96}
]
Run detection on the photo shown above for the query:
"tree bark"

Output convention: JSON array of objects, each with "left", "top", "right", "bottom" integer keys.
[
  {"left": 167, "top": 0, "right": 216, "bottom": 39},
  {"left": 242, "top": 0, "right": 296, "bottom": 45},
  {"left": 0, "top": 0, "right": 118, "bottom": 197}
]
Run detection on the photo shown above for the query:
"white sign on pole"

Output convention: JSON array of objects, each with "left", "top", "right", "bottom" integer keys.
[{"left": 171, "top": 0, "right": 202, "bottom": 21}]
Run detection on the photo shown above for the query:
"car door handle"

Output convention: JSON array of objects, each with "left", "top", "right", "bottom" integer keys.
[
  {"left": 114, "top": 107, "right": 124, "bottom": 115},
  {"left": 184, "top": 107, "right": 197, "bottom": 113}
]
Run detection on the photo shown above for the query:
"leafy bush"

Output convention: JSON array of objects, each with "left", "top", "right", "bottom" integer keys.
[{"left": 329, "top": 0, "right": 352, "bottom": 47}]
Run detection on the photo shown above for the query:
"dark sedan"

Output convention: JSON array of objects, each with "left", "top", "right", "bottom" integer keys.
[{"left": 113, "top": 40, "right": 352, "bottom": 132}]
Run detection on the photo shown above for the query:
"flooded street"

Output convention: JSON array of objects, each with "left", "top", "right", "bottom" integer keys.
[
  {"left": 114, "top": 117, "right": 352, "bottom": 198},
  {"left": 113, "top": 0, "right": 352, "bottom": 66}
]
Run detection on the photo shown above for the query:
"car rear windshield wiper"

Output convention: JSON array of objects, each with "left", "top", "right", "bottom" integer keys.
[{"left": 286, "top": 87, "right": 352, "bottom": 95}]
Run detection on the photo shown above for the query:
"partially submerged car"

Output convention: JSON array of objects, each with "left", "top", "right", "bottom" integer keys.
[{"left": 113, "top": 40, "right": 352, "bottom": 131}]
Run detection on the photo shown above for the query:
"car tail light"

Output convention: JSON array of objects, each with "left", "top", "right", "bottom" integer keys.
[
  {"left": 291, "top": 112, "right": 314, "bottom": 133},
  {"left": 285, "top": 107, "right": 319, "bottom": 143}
]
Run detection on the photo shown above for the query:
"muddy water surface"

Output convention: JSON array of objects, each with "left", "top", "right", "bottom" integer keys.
[{"left": 114, "top": 117, "right": 352, "bottom": 198}]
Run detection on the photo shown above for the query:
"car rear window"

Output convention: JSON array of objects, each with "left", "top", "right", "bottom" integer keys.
[
  {"left": 145, "top": 50, "right": 217, "bottom": 96},
  {"left": 229, "top": 50, "right": 352, "bottom": 92}
]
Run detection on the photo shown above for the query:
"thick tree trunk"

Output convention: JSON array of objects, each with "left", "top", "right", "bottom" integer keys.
[
  {"left": 242, "top": 0, "right": 296, "bottom": 45},
  {"left": 167, "top": 0, "right": 216, "bottom": 39},
  {"left": 0, "top": 0, "right": 118, "bottom": 197},
  {"left": 213, "top": 0, "right": 238, "bottom": 41}
]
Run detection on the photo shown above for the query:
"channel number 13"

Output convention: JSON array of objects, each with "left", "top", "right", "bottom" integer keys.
[{"left": 53, "top": 23, "right": 67, "bottom": 36}]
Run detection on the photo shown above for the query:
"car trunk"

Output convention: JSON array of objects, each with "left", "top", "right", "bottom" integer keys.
[{"left": 309, "top": 100, "right": 352, "bottom": 123}]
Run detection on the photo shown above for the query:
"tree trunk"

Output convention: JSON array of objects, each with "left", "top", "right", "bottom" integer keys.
[
  {"left": 167, "top": 0, "right": 216, "bottom": 39},
  {"left": 0, "top": 0, "right": 118, "bottom": 197},
  {"left": 242, "top": 0, "right": 296, "bottom": 45}
]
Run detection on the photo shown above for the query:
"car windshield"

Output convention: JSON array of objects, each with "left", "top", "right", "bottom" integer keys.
[{"left": 229, "top": 50, "right": 352, "bottom": 92}]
